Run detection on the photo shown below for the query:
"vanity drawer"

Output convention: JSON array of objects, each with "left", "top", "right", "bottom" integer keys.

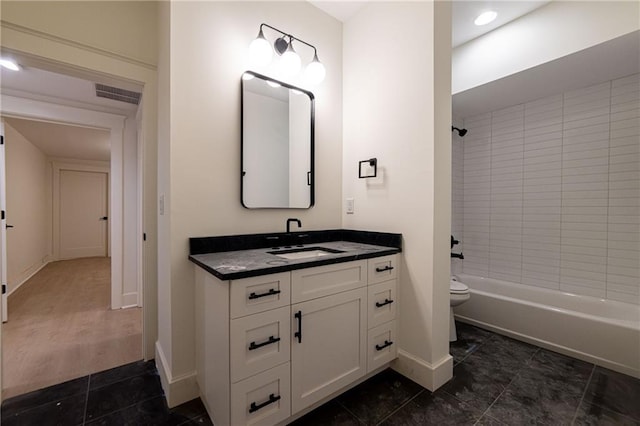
[
  {"left": 291, "top": 260, "right": 367, "bottom": 303},
  {"left": 231, "top": 362, "right": 291, "bottom": 426},
  {"left": 368, "top": 279, "right": 397, "bottom": 329},
  {"left": 230, "top": 272, "right": 291, "bottom": 318},
  {"left": 368, "top": 255, "right": 398, "bottom": 285},
  {"left": 367, "top": 320, "right": 397, "bottom": 373},
  {"left": 230, "top": 306, "right": 290, "bottom": 383}
]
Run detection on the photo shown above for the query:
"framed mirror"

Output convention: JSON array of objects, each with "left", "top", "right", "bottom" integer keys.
[{"left": 241, "top": 71, "right": 314, "bottom": 209}]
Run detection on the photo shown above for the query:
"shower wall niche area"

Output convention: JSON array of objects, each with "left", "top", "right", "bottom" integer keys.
[{"left": 453, "top": 72, "right": 639, "bottom": 305}]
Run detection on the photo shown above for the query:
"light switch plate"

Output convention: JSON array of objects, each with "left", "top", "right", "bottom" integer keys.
[{"left": 346, "top": 198, "right": 354, "bottom": 214}]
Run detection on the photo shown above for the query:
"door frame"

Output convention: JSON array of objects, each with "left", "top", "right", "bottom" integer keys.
[
  {"left": 53, "top": 162, "right": 111, "bottom": 260},
  {"left": 0, "top": 95, "right": 128, "bottom": 310}
]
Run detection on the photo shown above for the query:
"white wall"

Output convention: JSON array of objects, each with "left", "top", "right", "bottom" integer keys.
[
  {"left": 453, "top": 1, "right": 640, "bottom": 94},
  {"left": 157, "top": 1, "right": 343, "bottom": 405},
  {"left": 4, "top": 121, "right": 50, "bottom": 294},
  {"left": 0, "top": 0, "right": 158, "bottom": 67},
  {"left": 458, "top": 73, "right": 639, "bottom": 304},
  {"left": 342, "top": 1, "right": 452, "bottom": 390}
]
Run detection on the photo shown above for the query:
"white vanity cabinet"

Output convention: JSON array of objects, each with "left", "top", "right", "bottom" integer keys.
[{"left": 194, "top": 254, "right": 399, "bottom": 426}]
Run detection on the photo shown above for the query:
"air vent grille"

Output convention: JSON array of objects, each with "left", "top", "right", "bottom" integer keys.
[{"left": 95, "top": 83, "right": 142, "bottom": 105}]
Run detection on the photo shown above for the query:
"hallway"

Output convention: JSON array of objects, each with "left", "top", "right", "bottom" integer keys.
[{"left": 2, "top": 257, "right": 142, "bottom": 399}]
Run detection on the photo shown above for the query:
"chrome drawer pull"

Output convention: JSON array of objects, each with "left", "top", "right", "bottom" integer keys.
[
  {"left": 248, "top": 288, "right": 281, "bottom": 300},
  {"left": 248, "top": 336, "right": 281, "bottom": 351},
  {"left": 375, "top": 298, "right": 394, "bottom": 308},
  {"left": 375, "top": 340, "right": 393, "bottom": 351},
  {"left": 375, "top": 265, "right": 394, "bottom": 273},
  {"left": 249, "top": 393, "right": 281, "bottom": 413}
]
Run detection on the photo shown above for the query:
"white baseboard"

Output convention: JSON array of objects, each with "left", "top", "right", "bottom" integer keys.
[
  {"left": 8, "top": 260, "right": 50, "bottom": 297},
  {"left": 155, "top": 341, "right": 199, "bottom": 408},
  {"left": 121, "top": 292, "right": 139, "bottom": 308},
  {"left": 392, "top": 349, "right": 453, "bottom": 391}
]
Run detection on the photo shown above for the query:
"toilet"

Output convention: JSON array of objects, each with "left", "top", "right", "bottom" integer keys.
[{"left": 449, "top": 276, "right": 470, "bottom": 342}]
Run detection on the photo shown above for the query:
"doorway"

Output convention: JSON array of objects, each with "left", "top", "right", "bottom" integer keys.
[{"left": 0, "top": 67, "right": 145, "bottom": 398}]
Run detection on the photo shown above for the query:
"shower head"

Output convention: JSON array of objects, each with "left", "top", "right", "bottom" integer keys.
[{"left": 452, "top": 126, "right": 468, "bottom": 137}]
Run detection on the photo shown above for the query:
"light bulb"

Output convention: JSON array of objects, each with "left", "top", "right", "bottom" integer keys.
[
  {"left": 280, "top": 43, "right": 301, "bottom": 77},
  {"left": 0, "top": 58, "right": 20, "bottom": 71},
  {"left": 304, "top": 53, "right": 326, "bottom": 85},
  {"left": 249, "top": 29, "right": 273, "bottom": 67},
  {"left": 474, "top": 11, "right": 497, "bottom": 26}
]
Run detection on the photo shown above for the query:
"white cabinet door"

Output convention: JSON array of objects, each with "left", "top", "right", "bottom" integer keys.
[{"left": 291, "top": 287, "right": 367, "bottom": 414}]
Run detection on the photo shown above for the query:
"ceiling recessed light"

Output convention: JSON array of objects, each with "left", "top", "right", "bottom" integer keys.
[
  {"left": 474, "top": 11, "right": 497, "bottom": 26},
  {"left": 0, "top": 58, "right": 20, "bottom": 71}
]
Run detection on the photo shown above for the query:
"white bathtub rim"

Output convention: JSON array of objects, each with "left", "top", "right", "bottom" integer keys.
[
  {"left": 455, "top": 315, "right": 640, "bottom": 379},
  {"left": 456, "top": 273, "right": 640, "bottom": 330}
]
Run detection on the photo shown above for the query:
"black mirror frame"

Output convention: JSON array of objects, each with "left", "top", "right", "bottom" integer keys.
[{"left": 240, "top": 70, "right": 315, "bottom": 209}]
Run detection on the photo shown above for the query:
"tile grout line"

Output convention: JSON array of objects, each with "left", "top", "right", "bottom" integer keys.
[
  {"left": 334, "top": 399, "right": 366, "bottom": 425},
  {"left": 83, "top": 394, "right": 162, "bottom": 424},
  {"left": 373, "top": 389, "right": 426, "bottom": 426},
  {"left": 82, "top": 374, "right": 91, "bottom": 426},
  {"left": 570, "top": 365, "right": 596, "bottom": 425},
  {"left": 477, "top": 347, "right": 541, "bottom": 421}
]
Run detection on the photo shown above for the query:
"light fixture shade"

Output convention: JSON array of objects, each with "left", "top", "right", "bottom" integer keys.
[
  {"left": 304, "top": 53, "right": 326, "bottom": 85},
  {"left": 0, "top": 58, "right": 20, "bottom": 71},
  {"left": 474, "top": 11, "right": 497, "bottom": 26},
  {"left": 279, "top": 43, "right": 301, "bottom": 77},
  {"left": 249, "top": 29, "right": 273, "bottom": 67}
]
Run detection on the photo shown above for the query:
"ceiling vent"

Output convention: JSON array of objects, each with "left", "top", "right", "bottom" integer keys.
[{"left": 95, "top": 83, "right": 142, "bottom": 105}]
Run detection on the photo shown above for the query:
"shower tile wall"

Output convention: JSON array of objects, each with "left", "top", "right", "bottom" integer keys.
[{"left": 457, "top": 73, "right": 640, "bottom": 304}]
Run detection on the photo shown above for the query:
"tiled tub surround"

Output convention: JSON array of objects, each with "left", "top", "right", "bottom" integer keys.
[
  {"left": 456, "top": 73, "right": 639, "bottom": 304},
  {"left": 453, "top": 273, "right": 640, "bottom": 378}
]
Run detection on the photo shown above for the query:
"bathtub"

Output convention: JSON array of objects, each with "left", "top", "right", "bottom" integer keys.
[{"left": 453, "top": 274, "right": 640, "bottom": 378}]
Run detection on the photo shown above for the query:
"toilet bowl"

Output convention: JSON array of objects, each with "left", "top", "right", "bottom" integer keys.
[{"left": 450, "top": 276, "right": 470, "bottom": 342}]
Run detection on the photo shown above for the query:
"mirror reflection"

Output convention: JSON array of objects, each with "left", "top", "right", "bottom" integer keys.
[{"left": 241, "top": 71, "right": 314, "bottom": 209}]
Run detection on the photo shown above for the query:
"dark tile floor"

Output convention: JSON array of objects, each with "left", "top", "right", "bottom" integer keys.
[{"left": 2, "top": 322, "right": 639, "bottom": 425}]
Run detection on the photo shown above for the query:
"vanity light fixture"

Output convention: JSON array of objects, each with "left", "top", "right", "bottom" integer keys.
[
  {"left": 474, "top": 10, "right": 497, "bottom": 26},
  {"left": 0, "top": 58, "right": 20, "bottom": 71},
  {"left": 249, "top": 23, "right": 326, "bottom": 85}
]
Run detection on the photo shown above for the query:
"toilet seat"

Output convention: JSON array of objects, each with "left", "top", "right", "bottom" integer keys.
[{"left": 450, "top": 279, "right": 469, "bottom": 294}]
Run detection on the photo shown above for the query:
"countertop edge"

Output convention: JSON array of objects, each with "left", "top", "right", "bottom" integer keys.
[{"left": 189, "top": 248, "right": 400, "bottom": 281}]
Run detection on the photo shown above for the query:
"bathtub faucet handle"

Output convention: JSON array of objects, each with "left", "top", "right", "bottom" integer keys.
[
  {"left": 451, "top": 235, "right": 460, "bottom": 249},
  {"left": 451, "top": 252, "right": 464, "bottom": 260}
]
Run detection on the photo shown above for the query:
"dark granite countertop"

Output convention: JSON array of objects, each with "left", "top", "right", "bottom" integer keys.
[{"left": 189, "top": 230, "right": 402, "bottom": 280}]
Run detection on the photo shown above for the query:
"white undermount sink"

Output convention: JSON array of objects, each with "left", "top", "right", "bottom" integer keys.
[{"left": 268, "top": 247, "right": 344, "bottom": 260}]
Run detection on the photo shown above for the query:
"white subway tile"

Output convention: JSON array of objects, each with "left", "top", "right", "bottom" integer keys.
[
  {"left": 562, "top": 198, "right": 608, "bottom": 207},
  {"left": 562, "top": 138, "right": 609, "bottom": 153},
  {"left": 606, "top": 290, "right": 640, "bottom": 304},
  {"left": 524, "top": 132, "right": 563, "bottom": 146},
  {"left": 563, "top": 122, "right": 609, "bottom": 139},
  {"left": 608, "top": 215, "right": 640, "bottom": 225},
  {"left": 608, "top": 240, "right": 640, "bottom": 250},
  {"left": 612, "top": 73, "right": 640, "bottom": 88},
  {"left": 611, "top": 108, "right": 640, "bottom": 122},
  {"left": 563, "top": 82, "right": 610, "bottom": 102},
  {"left": 525, "top": 94, "right": 563, "bottom": 112},
  {"left": 561, "top": 221, "right": 607, "bottom": 232},
  {"left": 611, "top": 126, "right": 640, "bottom": 139},
  {"left": 607, "top": 256, "right": 640, "bottom": 269},
  {"left": 562, "top": 172, "right": 608, "bottom": 183},
  {"left": 562, "top": 190, "right": 608, "bottom": 199},
  {"left": 562, "top": 148, "right": 609, "bottom": 161},
  {"left": 522, "top": 277, "right": 560, "bottom": 289},
  {"left": 561, "top": 229, "right": 607, "bottom": 240},
  {"left": 561, "top": 252, "right": 607, "bottom": 265},
  {"left": 560, "top": 266, "right": 606, "bottom": 282},
  {"left": 562, "top": 182, "right": 609, "bottom": 192},
  {"left": 560, "top": 282, "right": 605, "bottom": 298},
  {"left": 608, "top": 231, "right": 640, "bottom": 242},
  {"left": 561, "top": 237, "right": 607, "bottom": 248},
  {"left": 559, "top": 244, "right": 607, "bottom": 257},
  {"left": 607, "top": 265, "right": 640, "bottom": 278}
]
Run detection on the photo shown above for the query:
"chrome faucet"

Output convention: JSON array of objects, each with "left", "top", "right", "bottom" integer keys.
[{"left": 286, "top": 218, "right": 302, "bottom": 233}]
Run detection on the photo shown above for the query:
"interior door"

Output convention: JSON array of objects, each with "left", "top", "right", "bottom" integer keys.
[
  {"left": 1, "top": 122, "right": 7, "bottom": 322},
  {"left": 59, "top": 170, "right": 108, "bottom": 259}
]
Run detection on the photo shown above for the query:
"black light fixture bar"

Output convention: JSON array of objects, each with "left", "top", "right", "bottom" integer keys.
[{"left": 259, "top": 23, "right": 318, "bottom": 57}]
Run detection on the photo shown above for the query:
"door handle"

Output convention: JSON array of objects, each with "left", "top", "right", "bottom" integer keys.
[{"left": 100, "top": 217, "right": 108, "bottom": 221}]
